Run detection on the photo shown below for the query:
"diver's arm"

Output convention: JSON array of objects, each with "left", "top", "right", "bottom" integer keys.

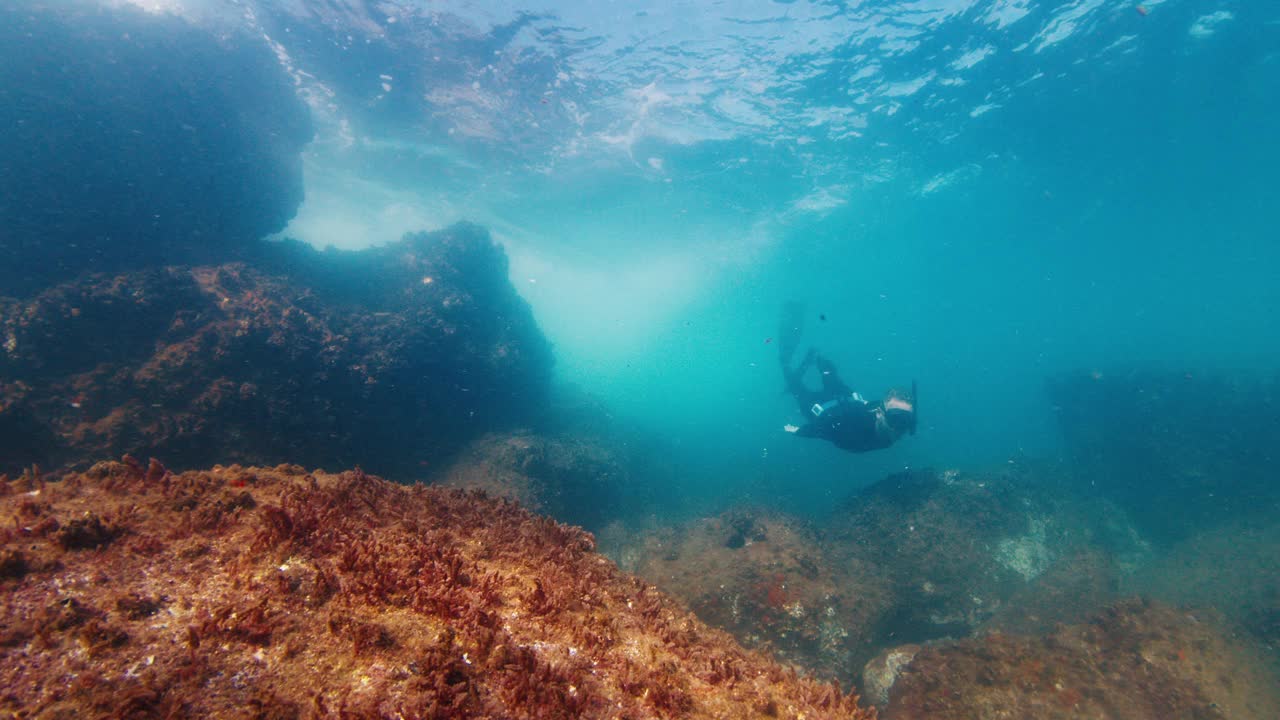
[{"left": 786, "top": 422, "right": 822, "bottom": 439}]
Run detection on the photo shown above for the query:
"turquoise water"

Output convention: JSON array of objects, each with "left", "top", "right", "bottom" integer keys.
[
  {"left": 7, "top": 0, "right": 1280, "bottom": 519},
  {"left": 246, "top": 0, "right": 1280, "bottom": 517}
]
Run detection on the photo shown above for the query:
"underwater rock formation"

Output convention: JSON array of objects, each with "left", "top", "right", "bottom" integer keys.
[
  {"left": 440, "top": 429, "right": 627, "bottom": 532},
  {"left": 0, "top": 224, "right": 552, "bottom": 479},
  {"left": 0, "top": 1, "right": 312, "bottom": 297},
  {"left": 0, "top": 460, "right": 871, "bottom": 719},
  {"left": 1124, "top": 519, "right": 1280, "bottom": 650},
  {"left": 623, "top": 465, "right": 1150, "bottom": 689},
  {"left": 1047, "top": 369, "right": 1280, "bottom": 543},
  {"left": 629, "top": 508, "right": 893, "bottom": 685},
  {"left": 824, "top": 466, "right": 1139, "bottom": 650},
  {"left": 876, "top": 598, "right": 1280, "bottom": 719},
  {"left": 437, "top": 381, "right": 686, "bottom": 533},
  {"left": 982, "top": 547, "right": 1127, "bottom": 636}
]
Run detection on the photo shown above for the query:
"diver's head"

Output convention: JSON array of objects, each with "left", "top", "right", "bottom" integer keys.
[{"left": 882, "top": 389, "right": 916, "bottom": 436}]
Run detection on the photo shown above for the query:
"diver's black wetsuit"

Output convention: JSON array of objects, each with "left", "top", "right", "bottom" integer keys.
[
  {"left": 782, "top": 349, "right": 897, "bottom": 453},
  {"left": 776, "top": 301, "right": 912, "bottom": 453}
]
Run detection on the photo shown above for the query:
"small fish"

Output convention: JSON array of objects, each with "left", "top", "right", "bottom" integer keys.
[
  {"left": 764, "top": 337, "right": 772, "bottom": 344},
  {"left": 1135, "top": 4, "right": 1149, "bottom": 16},
  {"left": 819, "top": 313, "right": 827, "bottom": 321}
]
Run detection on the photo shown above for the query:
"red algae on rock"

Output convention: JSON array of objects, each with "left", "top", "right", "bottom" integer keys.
[
  {"left": 0, "top": 223, "right": 552, "bottom": 481},
  {"left": 0, "top": 460, "right": 873, "bottom": 719},
  {"left": 630, "top": 508, "right": 892, "bottom": 685},
  {"left": 880, "top": 598, "right": 1280, "bottom": 720}
]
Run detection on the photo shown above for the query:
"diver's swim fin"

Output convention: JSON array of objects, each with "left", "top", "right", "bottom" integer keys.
[
  {"left": 778, "top": 301, "right": 806, "bottom": 366},
  {"left": 910, "top": 379, "right": 918, "bottom": 435}
]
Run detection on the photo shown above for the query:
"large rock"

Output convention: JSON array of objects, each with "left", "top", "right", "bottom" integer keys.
[
  {"left": 1124, "top": 520, "right": 1280, "bottom": 649},
  {"left": 628, "top": 508, "right": 893, "bottom": 685},
  {"left": 438, "top": 384, "right": 685, "bottom": 532},
  {"left": 623, "top": 466, "right": 1149, "bottom": 688},
  {"left": 0, "top": 0, "right": 312, "bottom": 297},
  {"left": 824, "top": 466, "right": 1142, "bottom": 649},
  {"left": 878, "top": 598, "right": 1280, "bottom": 720},
  {"left": 440, "top": 429, "right": 628, "bottom": 532},
  {"left": 0, "top": 460, "right": 873, "bottom": 719},
  {"left": 0, "top": 224, "right": 552, "bottom": 479}
]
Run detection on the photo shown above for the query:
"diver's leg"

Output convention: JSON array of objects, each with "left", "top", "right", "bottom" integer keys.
[
  {"left": 813, "top": 354, "right": 853, "bottom": 397},
  {"left": 778, "top": 301, "right": 806, "bottom": 370},
  {"left": 783, "top": 349, "right": 823, "bottom": 414},
  {"left": 778, "top": 301, "right": 814, "bottom": 412}
]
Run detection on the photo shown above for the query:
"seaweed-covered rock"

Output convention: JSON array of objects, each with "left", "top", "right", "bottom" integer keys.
[
  {"left": 0, "top": 460, "right": 873, "bottom": 719},
  {"left": 630, "top": 508, "right": 893, "bottom": 684},
  {"left": 440, "top": 429, "right": 627, "bottom": 531},
  {"left": 624, "top": 466, "right": 1149, "bottom": 688},
  {"left": 860, "top": 644, "right": 921, "bottom": 708},
  {"left": 879, "top": 598, "right": 1280, "bottom": 720},
  {"left": 0, "top": 0, "right": 312, "bottom": 297},
  {"left": 438, "top": 383, "right": 683, "bottom": 532},
  {"left": 0, "top": 224, "right": 552, "bottom": 479},
  {"left": 1125, "top": 520, "right": 1280, "bottom": 649},
  {"left": 982, "top": 547, "right": 1126, "bottom": 636},
  {"left": 824, "top": 466, "right": 1143, "bottom": 650}
]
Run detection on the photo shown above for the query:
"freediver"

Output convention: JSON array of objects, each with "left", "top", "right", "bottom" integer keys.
[{"left": 777, "top": 302, "right": 917, "bottom": 453}]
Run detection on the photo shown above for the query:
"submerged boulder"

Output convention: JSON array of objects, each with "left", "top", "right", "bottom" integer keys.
[
  {"left": 0, "top": 224, "right": 552, "bottom": 479},
  {"left": 0, "top": 0, "right": 312, "bottom": 297},
  {"left": 628, "top": 508, "right": 893, "bottom": 685},
  {"left": 877, "top": 598, "right": 1280, "bottom": 719},
  {"left": 622, "top": 466, "right": 1149, "bottom": 688},
  {"left": 440, "top": 429, "right": 628, "bottom": 532},
  {"left": 437, "top": 383, "right": 682, "bottom": 532},
  {"left": 1124, "top": 519, "right": 1280, "bottom": 650},
  {"left": 824, "top": 466, "right": 1142, "bottom": 650}
]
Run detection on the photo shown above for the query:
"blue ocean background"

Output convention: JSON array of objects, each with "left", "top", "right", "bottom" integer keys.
[
  {"left": 249, "top": 0, "right": 1279, "bottom": 520},
  {"left": 6, "top": 0, "right": 1279, "bottom": 519}
]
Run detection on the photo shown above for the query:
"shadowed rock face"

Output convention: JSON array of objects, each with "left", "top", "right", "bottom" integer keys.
[
  {"left": 0, "top": 224, "right": 553, "bottom": 480},
  {"left": 0, "top": 0, "right": 312, "bottom": 297}
]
